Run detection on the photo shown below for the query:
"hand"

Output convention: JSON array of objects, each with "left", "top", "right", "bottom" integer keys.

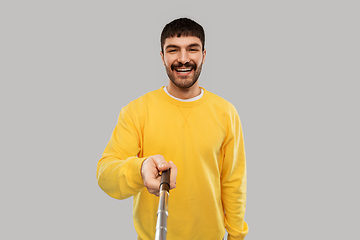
[{"left": 141, "top": 155, "right": 177, "bottom": 196}]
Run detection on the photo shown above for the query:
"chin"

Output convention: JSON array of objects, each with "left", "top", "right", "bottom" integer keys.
[{"left": 171, "top": 78, "right": 198, "bottom": 89}]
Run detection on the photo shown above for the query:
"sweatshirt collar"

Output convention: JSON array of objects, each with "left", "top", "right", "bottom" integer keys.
[{"left": 158, "top": 86, "right": 208, "bottom": 107}]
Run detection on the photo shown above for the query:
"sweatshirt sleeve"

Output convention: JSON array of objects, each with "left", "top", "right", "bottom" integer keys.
[
  {"left": 96, "top": 106, "right": 146, "bottom": 200},
  {"left": 221, "top": 109, "right": 249, "bottom": 240}
]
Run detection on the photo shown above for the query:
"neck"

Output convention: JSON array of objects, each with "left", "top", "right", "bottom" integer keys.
[{"left": 167, "top": 81, "right": 201, "bottom": 99}]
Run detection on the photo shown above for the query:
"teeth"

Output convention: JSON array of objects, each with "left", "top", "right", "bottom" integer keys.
[{"left": 176, "top": 68, "right": 192, "bottom": 72}]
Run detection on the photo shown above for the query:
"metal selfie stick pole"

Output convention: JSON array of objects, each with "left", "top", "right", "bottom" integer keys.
[{"left": 155, "top": 169, "right": 171, "bottom": 240}]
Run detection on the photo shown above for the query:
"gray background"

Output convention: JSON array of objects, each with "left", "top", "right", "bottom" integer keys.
[{"left": 1, "top": 0, "right": 359, "bottom": 239}]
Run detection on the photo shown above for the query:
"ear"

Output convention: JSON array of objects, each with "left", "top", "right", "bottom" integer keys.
[
  {"left": 202, "top": 49, "right": 207, "bottom": 63},
  {"left": 160, "top": 51, "right": 165, "bottom": 66}
]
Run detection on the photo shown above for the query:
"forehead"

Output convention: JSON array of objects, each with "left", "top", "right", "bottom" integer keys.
[{"left": 163, "top": 36, "right": 202, "bottom": 48}]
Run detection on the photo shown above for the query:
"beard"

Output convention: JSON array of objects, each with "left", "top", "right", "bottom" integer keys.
[{"left": 165, "top": 60, "right": 203, "bottom": 89}]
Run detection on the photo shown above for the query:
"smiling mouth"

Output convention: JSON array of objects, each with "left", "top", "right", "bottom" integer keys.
[{"left": 175, "top": 68, "right": 192, "bottom": 73}]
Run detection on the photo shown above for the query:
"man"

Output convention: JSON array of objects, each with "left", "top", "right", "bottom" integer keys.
[{"left": 97, "top": 18, "right": 248, "bottom": 240}]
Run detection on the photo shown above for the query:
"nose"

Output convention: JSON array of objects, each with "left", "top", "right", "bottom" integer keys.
[{"left": 178, "top": 49, "right": 190, "bottom": 64}]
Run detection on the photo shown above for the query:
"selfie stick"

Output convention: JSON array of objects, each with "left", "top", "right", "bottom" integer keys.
[{"left": 155, "top": 169, "right": 171, "bottom": 240}]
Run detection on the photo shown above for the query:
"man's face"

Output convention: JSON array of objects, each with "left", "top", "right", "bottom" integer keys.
[{"left": 161, "top": 36, "right": 206, "bottom": 89}]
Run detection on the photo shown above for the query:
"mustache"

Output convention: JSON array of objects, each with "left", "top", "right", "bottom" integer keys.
[{"left": 171, "top": 61, "right": 197, "bottom": 71}]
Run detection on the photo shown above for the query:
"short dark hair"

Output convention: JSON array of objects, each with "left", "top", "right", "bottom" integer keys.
[{"left": 160, "top": 18, "right": 205, "bottom": 53}]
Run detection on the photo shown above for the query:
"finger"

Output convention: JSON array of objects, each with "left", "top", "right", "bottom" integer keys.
[
  {"left": 141, "top": 159, "right": 156, "bottom": 174},
  {"left": 151, "top": 155, "right": 171, "bottom": 171},
  {"left": 144, "top": 177, "right": 161, "bottom": 194},
  {"left": 168, "top": 161, "right": 178, "bottom": 190},
  {"left": 149, "top": 188, "right": 160, "bottom": 197}
]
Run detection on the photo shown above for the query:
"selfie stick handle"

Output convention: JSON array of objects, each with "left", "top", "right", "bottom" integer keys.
[{"left": 155, "top": 169, "right": 171, "bottom": 240}]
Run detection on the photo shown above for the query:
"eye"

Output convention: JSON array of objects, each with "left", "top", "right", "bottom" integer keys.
[{"left": 190, "top": 48, "right": 199, "bottom": 52}]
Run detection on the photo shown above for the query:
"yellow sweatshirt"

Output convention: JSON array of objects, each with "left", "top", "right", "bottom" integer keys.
[{"left": 97, "top": 87, "right": 248, "bottom": 240}]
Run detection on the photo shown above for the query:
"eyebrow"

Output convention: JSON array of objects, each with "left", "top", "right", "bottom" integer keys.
[
  {"left": 165, "top": 43, "right": 202, "bottom": 50},
  {"left": 165, "top": 44, "right": 180, "bottom": 50},
  {"left": 188, "top": 43, "right": 201, "bottom": 48}
]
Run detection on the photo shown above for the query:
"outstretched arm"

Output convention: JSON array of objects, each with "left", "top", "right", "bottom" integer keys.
[{"left": 97, "top": 107, "right": 176, "bottom": 199}]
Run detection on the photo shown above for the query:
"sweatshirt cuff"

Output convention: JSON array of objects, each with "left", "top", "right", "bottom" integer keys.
[
  {"left": 126, "top": 157, "right": 147, "bottom": 190},
  {"left": 226, "top": 221, "right": 248, "bottom": 240}
]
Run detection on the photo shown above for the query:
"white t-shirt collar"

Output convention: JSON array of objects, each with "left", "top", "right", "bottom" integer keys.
[{"left": 163, "top": 86, "right": 204, "bottom": 102}]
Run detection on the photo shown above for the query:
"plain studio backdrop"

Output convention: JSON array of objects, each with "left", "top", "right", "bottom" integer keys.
[{"left": 1, "top": 1, "right": 359, "bottom": 239}]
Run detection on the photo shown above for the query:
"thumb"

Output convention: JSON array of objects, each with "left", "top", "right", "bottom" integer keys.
[{"left": 151, "top": 155, "right": 170, "bottom": 171}]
